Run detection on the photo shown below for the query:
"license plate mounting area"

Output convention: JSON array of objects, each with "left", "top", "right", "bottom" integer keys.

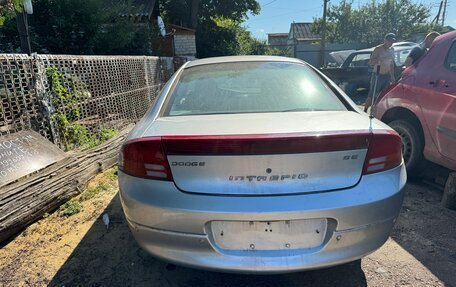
[{"left": 210, "top": 219, "right": 327, "bottom": 251}]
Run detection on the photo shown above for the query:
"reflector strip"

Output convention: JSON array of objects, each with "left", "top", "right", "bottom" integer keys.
[
  {"left": 145, "top": 164, "right": 166, "bottom": 171},
  {"left": 368, "top": 156, "right": 387, "bottom": 164},
  {"left": 367, "top": 164, "right": 386, "bottom": 172},
  {"left": 146, "top": 171, "right": 168, "bottom": 178}
]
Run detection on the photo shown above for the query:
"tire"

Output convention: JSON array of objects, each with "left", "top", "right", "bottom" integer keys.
[{"left": 388, "top": 120, "right": 424, "bottom": 176}]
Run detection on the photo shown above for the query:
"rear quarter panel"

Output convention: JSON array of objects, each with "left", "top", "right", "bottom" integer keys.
[{"left": 376, "top": 80, "right": 440, "bottom": 164}]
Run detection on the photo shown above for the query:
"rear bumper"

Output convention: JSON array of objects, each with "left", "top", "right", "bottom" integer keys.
[
  {"left": 127, "top": 216, "right": 395, "bottom": 273},
  {"left": 119, "top": 164, "right": 406, "bottom": 273}
]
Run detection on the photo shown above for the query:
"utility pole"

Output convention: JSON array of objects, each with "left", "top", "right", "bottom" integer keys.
[
  {"left": 16, "top": 0, "right": 33, "bottom": 55},
  {"left": 442, "top": 0, "right": 447, "bottom": 26},
  {"left": 319, "top": 0, "right": 329, "bottom": 68},
  {"left": 434, "top": 1, "right": 443, "bottom": 26}
]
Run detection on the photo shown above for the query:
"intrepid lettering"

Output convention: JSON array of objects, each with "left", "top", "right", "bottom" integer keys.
[{"left": 229, "top": 173, "right": 308, "bottom": 182}]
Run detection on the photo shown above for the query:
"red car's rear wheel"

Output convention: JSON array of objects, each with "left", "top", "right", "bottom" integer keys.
[{"left": 388, "top": 120, "right": 424, "bottom": 176}]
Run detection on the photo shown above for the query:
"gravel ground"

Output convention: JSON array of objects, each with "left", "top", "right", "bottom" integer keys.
[{"left": 0, "top": 169, "right": 455, "bottom": 287}]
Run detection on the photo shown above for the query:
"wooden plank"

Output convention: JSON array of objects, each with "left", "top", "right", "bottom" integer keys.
[{"left": 0, "top": 126, "right": 132, "bottom": 243}]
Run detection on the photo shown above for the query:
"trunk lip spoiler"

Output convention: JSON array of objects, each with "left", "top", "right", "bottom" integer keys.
[{"left": 160, "top": 130, "right": 373, "bottom": 156}]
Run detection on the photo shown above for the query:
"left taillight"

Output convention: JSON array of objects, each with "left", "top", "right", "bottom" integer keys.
[{"left": 119, "top": 137, "right": 173, "bottom": 181}]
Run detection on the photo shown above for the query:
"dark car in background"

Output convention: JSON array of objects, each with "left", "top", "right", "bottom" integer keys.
[{"left": 321, "top": 45, "right": 415, "bottom": 104}]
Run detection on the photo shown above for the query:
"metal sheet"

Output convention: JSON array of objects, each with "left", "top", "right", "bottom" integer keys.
[
  {"left": 0, "top": 130, "right": 66, "bottom": 187},
  {"left": 210, "top": 219, "right": 327, "bottom": 251}
]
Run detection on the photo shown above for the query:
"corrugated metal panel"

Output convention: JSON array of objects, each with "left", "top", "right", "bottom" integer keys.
[{"left": 292, "top": 23, "right": 320, "bottom": 40}]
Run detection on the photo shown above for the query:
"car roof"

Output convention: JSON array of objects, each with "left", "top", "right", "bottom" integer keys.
[
  {"left": 352, "top": 45, "right": 416, "bottom": 54},
  {"left": 185, "top": 55, "right": 304, "bottom": 68},
  {"left": 432, "top": 30, "right": 456, "bottom": 47},
  {"left": 392, "top": 41, "right": 417, "bottom": 47},
  {"left": 361, "top": 45, "right": 414, "bottom": 52}
]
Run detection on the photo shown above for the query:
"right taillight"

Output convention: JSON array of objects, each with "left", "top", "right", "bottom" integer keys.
[
  {"left": 119, "top": 137, "right": 173, "bottom": 181},
  {"left": 362, "top": 130, "right": 403, "bottom": 175}
]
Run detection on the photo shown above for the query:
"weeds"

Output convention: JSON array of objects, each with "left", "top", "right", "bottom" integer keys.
[
  {"left": 105, "top": 166, "right": 118, "bottom": 181},
  {"left": 79, "top": 182, "right": 110, "bottom": 202},
  {"left": 60, "top": 200, "right": 82, "bottom": 217},
  {"left": 47, "top": 67, "right": 118, "bottom": 151},
  {"left": 58, "top": 167, "right": 118, "bottom": 217}
]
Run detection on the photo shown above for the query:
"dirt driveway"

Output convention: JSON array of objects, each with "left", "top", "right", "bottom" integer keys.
[{"left": 1, "top": 168, "right": 455, "bottom": 287}]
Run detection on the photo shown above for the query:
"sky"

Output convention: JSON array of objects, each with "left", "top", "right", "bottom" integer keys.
[{"left": 243, "top": 0, "right": 456, "bottom": 39}]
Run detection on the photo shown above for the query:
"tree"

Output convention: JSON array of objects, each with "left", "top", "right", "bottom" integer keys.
[
  {"left": 1, "top": 0, "right": 280, "bottom": 57},
  {"left": 160, "top": 0, "right": 260, "bottom": 28},
  {"left": 195, "top": 16, "right": 289, "bottom": 57},
  {"left": 0, "top": 0, "right": 21, "bottom": 25},
  {"left": 236, "top": 25, "right": 290, "bottom": 56},
  {"left": 161, "top": 0, "right": 262, "bottom": 58},
  {"left": 0, "top": 0, "right": 156, "bottom": 55},
  {"left": 313, "top": 0, "right": 444, "bottom": 45}
]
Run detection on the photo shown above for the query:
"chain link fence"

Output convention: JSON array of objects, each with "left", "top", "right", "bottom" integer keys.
[{"left": 0, "top": 54, "right": 174, "bottom": 147}]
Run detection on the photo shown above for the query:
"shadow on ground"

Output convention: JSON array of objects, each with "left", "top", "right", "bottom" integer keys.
[
  {"left": 391, "top": 181, "right": 456, "bottom": 287},
  {"left": 49, "top": 193, "right": 367, "bottom": 287}
]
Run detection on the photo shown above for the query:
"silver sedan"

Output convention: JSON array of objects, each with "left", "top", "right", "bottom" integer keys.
[{"left": 118, "top": 56, "right": 406, "bottom": 273}]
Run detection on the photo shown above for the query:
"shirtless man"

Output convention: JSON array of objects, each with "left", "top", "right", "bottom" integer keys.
[{"left": 364, "top": 33, "right": 396, "bottom": 112}]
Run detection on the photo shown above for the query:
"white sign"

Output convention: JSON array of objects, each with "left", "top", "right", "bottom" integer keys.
[
  {"left": 23, "top": 0, "right": 33, "bottom": 14},
  {"left": 157, "top": 16, "right": 166, "bottom": 37}
]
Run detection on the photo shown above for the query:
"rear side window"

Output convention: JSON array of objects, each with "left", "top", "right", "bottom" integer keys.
[
  {"left": 445, "top": 42, "right": 456, "bottom": 72},
  {"left": 349, "top": 53, "right": 370, "bottom": 67},
  {"left": 164, "top": 61, "right": 346, "bottom": 116},
  {"left": 396, "top": 49, "right": 412, "bottom": 66}
]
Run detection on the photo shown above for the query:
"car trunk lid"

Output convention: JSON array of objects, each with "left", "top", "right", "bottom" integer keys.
[{"left": 151, "top": 111, "right": 372, "bottom": 195}]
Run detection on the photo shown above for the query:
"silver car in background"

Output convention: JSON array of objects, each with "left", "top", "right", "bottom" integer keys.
[{"left": 118, "top": 56, "right": 406, "bottom": 273}]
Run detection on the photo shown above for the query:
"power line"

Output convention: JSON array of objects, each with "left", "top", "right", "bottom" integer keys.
[
  {"left": 262, "top": 0, "right": 279, "bottom": 7},
  {"left": 247, "top": 9, "right": 318, "bottom": 22}
]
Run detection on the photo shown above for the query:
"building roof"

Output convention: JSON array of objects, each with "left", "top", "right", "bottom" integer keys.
[
  {"left": 290, "top": 22, "right": 320, "bottom": 40},
  {"left": 131, "top": 0, "right": 157, "bottom": 19},
  {"left": 168, "top": 24, "right": 196, "bottom": 33},
  {"left": 268, "top": 33, "right": 289, "bottom": 37}
]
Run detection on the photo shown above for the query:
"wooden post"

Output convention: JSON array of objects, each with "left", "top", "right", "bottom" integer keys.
[
  {"left": 16, "top": 11, "right": 32, "bottom": 55},
  {"left": 442, "top": 172, "right": 456, "bottom": 210}
]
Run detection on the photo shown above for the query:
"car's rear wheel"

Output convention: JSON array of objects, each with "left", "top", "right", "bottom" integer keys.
[{"left": 388, "top": 120, "right": 424, "bottom": 176}]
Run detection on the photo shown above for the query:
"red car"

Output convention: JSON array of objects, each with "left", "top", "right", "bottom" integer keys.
[{"left": 375, "top": 31, "right": 456, "bottom": 175}]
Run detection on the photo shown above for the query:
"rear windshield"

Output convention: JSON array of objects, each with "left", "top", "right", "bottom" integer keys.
[{"left": 164, "top": 61, "right": 346, "bottom": 116}]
